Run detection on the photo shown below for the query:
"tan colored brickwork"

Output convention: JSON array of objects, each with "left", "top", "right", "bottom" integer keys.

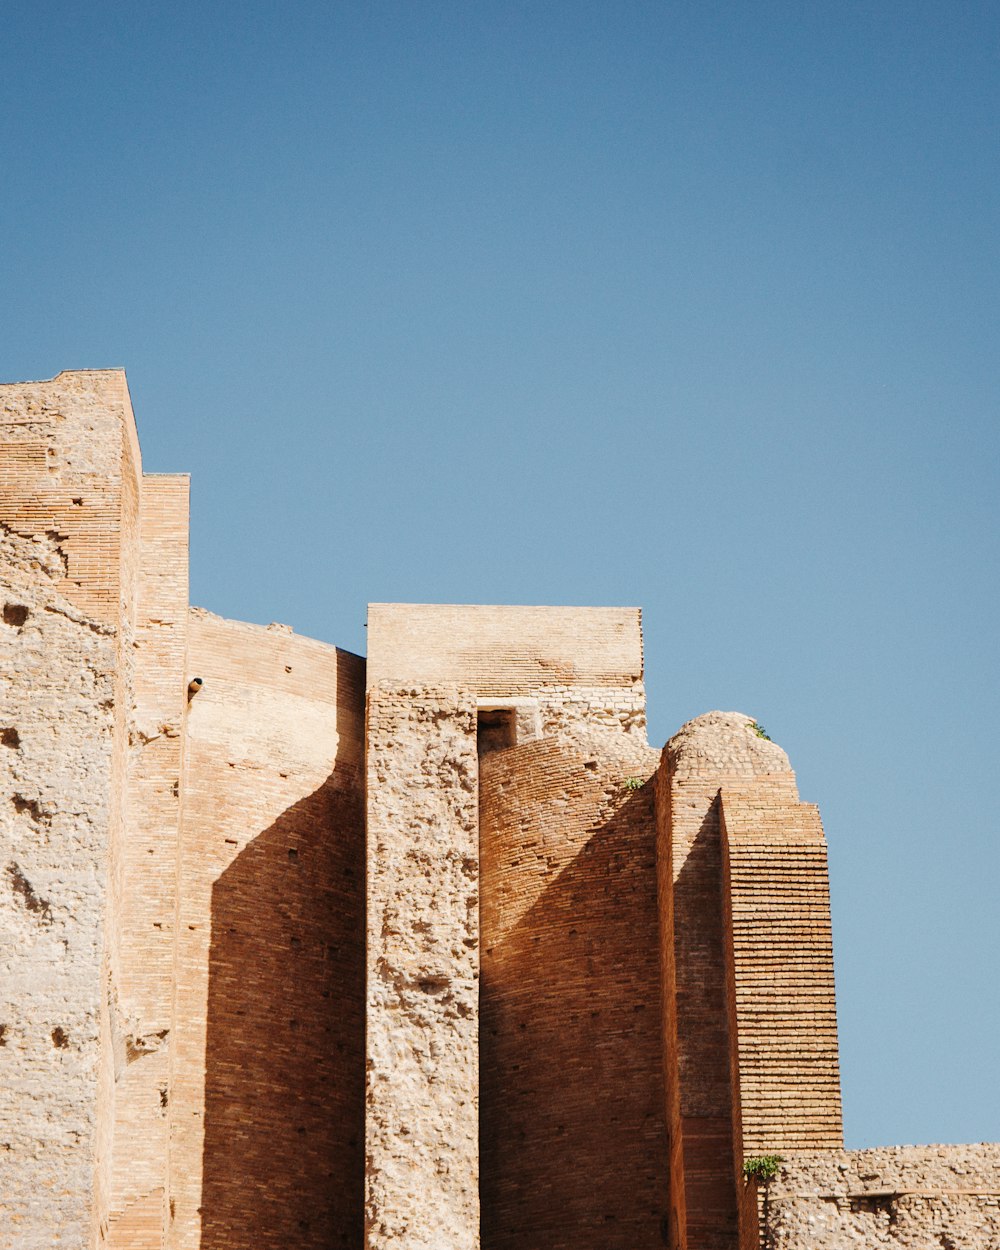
[
  {"left": 655, "top": 712, "right": 806, "bottom": 1250},
  {"left": 366, "top": 604, "right": 647, "bottom": 748},
  {"left": 107, "top": 475, "right": 190, "bottom": 1247},
  {"left": 720, "top": 786, "right": 842, "bottom": 1158},
  {"left": 0, "top": 371, "right": 141, "bottom": 1249},
  {"left": 365, "top": 683, "right": 480, "bottom": 1250},
  {"left": 760, "top": 1144, "right": 1000, "bottom": 1248},
  {"left": 479, "top": 735, "right": 668, "bottom": 1250},
  {"left": 168, "top": 611, "right": 365, "bottom": 1250}
]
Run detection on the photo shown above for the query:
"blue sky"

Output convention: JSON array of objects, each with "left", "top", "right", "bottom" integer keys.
[{"left": 2, "top": 2, "right": 998, "bottom": 1149}]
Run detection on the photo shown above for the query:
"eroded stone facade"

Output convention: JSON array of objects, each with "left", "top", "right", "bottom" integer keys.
[{"left": 1, "top": 371, "right": 996, "bottom": 1250}]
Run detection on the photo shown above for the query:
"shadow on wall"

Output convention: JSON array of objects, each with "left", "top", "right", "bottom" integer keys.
[
  {"left": 200, "top": 771, "right": 365, "bottom": 1249},
  {"left": 670, "top": 795, "right": 738, "bottom": 1250},
  {"left": 480, "top": 785, "right": 671, "bottom": 1250}
]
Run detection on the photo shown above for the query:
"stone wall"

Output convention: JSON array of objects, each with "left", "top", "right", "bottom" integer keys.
[
  {"left": 760, "top": 1144, "right": 1000, "bottom": 1248},
  {"left": 0, "top": 371, "right": 141, "bottom": 1249},
  {"left": 366, "top": 603, "right": 648, "bottom": 748},
  {"left": 720, "top": 785, "right": 841, "bottom": 1157},
  {"left": 364, "top": 683, "right": 480, "bottom": 1250},
  {"left": 3, "top": 368, "right": 998, "bottom": 1250}
]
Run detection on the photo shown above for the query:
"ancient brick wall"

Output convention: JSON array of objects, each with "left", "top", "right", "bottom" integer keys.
[
  {"left": 366, "top": 603, "right": 647, "bottom": 746},
  {"left": 4, "top": 372, "right": 995, "bottom": 1250},
  {"left": 479, "top": 735, "right": 668, "bottom": 1250},
  {"left": 0, "top": 371, "right": 141, "bottom": 1248},
  {"left": 167, "top": 612, "right": 365, "bottom": 1250},
  {"left": 655, "top": 712, "right": 839, "bottom": 1250},
  {"left": 107, "top": 474, "right": 190, "bottom": 1248},
  {"left": 719, "top": 785, "right": 841, "bottom": 1157},
  {"left": 365, "top": 683, "right": 480, "bottom": 1250},
  {"left": 760, "top": 1144, "right": 1000, "bottom": 1248}
]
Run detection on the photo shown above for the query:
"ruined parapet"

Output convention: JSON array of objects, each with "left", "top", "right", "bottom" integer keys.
[
  {"left": 366, "top": 602, "right": 648, "bottom": 756},
  {"left": 758, "top": 1144, "right": 1000, "bottom": 1248}
]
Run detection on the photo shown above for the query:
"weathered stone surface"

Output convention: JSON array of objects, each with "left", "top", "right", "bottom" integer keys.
[
  {"left": 365, "top": 683, "right": 479, "bottom": 1250},
  {"left": 0, "top": 371, "right": 141, "bottom": 1249},
  {"left": 760, "top": 1144, "right": 1000, "bottom": 1248}
]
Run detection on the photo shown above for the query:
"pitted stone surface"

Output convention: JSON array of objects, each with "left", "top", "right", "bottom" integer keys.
[
  {"left": 761, "top": 1145, "right": 1000, "bottom": 1248},
  {"left": 0, "top": 371, "right": 140, "bottom": 1249},
  {"left": 666, "top": 710, "right": 793, "bottom": 780},
  {"left": 365, "top": 684, "right": 480, "bottom": 1250}
]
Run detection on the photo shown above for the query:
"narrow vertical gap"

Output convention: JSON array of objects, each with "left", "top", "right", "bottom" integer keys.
[{"left": 476, "top": 706, "right": 515, "bottom": 1249}]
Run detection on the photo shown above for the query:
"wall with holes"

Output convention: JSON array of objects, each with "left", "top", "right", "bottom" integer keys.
[{"left": 0, "top": 370, "right": 140, "bottom": 1247}]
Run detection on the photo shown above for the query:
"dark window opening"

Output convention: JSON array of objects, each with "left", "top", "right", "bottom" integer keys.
[{"left": 477, "top": 708, "right": 516, "bottom": 756}]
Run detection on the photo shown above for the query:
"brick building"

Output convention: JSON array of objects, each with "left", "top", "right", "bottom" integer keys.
[{"left": 1, "top": 370, "right": 997, "bottom": 1249}]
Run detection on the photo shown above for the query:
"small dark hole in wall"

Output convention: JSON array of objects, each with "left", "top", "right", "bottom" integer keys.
[
  {"left": 71, "top": 497, "right": 83, "bottom": 506},
  {"left": 288, "top": 847, "right": 298, "bottom": 861},
  {"left": 1, "top": 728, "right": 20, "bottom": 749},
  {"left": 477, "top": 708, "right": 516, "bottom": 755},
  {"left": 0, "top": 1024, "right": 7, "bottom": 1045},
  {"left": 160, "top": 1086, "right": 169, "bottom": 1109},
  {"left": 3, "top": 604, "right": 29, "bottom": 628},
  {"left": 417, "top": 976, "right": 450, "bottom": 994},
  {"left": 51, "top": 1026, "right": 69, "bottom": 1048}
]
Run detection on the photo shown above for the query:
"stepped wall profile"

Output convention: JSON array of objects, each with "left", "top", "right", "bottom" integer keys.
[{"left": 1, "top": 371, "right": 996, "bottom": 1249}]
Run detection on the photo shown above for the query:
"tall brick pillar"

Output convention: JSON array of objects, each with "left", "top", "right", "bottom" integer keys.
[
  {"left": 656, "top": 711, "right": 842, "bottom": 1250},
  {"left": 365, "top": 683, "right": 480, "bottom": 1250}
]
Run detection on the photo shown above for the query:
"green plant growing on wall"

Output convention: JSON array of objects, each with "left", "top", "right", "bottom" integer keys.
[
  {"left": 743, "top": 1155, "right": 784, "bottom": 1250},
  {"left": 621, "top": 776, "right": 645, "bottom": 791},
  {"left": 748, "top": 721, "right": 772, "bottom": 741},
  {"left": 742, "top": 1154, "right": 784, "bottom": 1182}
]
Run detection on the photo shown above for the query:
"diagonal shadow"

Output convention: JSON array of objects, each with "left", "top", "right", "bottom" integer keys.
[
  {"left": 200, "top": 765, "right": 365, "bottom": 1249},
  {"left": 480, "top": 783, "right": 671, "bottom": 1250},
  {"left": 671, "top": 792, "right": 739, "bottom": 1249}
]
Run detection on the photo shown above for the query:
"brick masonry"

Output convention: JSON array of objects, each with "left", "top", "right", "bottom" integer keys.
[
  {"left": 479, "top": 736, "right": 667, "bottom": 1249},
  {"left": 2, "top": 371, "right": 998, "bottom": 1250}
]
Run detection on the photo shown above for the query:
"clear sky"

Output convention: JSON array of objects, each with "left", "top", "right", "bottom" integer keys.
[{"left": 2, "top": 2, "right": 997, "bottom": 1150}]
